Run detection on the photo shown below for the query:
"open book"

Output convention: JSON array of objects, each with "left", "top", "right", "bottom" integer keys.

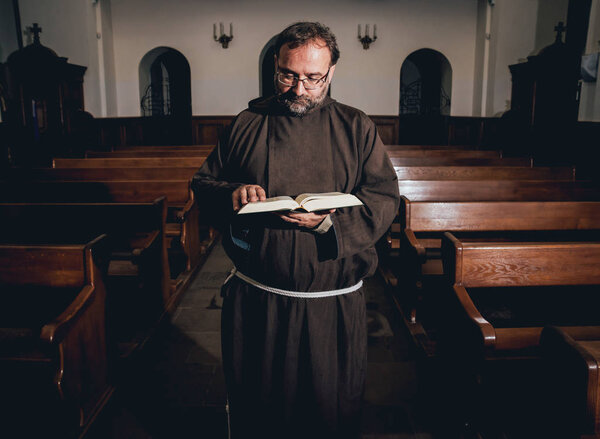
[{"left": 237, "top": 192, "right": 363, "bottom": 215}]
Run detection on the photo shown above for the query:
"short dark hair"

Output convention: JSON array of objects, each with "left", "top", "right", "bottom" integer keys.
[{"left": 274, "top": 22, "right": 340, "bottom": 66}]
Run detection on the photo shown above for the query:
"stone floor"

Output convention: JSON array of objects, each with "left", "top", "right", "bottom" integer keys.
[{"left": 87, "top": 240, "right": 442, "bottom": 439}]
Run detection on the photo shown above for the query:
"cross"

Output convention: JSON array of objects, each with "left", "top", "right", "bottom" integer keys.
[
  {"left": 554, "top": 21, "right": 566, "bottom": 43},
  {"left": 30, "top": 23, "right": 42, "bottom": 44}
]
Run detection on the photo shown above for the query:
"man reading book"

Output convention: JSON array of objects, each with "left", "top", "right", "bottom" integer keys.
[{"left": 192, "top": 21, "right": 399, "bottom": 439}]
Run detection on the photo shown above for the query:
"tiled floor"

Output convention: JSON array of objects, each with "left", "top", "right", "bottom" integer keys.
[{"left": 87, "top": 240, "right": 439, "bottom": 439}]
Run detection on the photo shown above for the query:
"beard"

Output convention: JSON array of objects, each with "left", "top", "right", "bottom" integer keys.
[{"left": 275, "top": 81, "right": 329, "bottom": 117}]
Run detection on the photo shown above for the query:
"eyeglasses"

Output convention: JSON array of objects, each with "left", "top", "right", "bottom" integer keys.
[{"left": 275, "top": 65, "right": 331, "bottom": 90}]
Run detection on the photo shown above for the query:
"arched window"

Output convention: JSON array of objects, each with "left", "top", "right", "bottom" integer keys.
[{"left": 400, "top": 49, "right": 452, "bottom": 115}]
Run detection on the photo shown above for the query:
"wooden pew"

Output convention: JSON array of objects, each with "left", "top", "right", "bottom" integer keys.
[
  {"left": 395, "top": 199, "right": 600, "bottom": 355},
  {"left": 53, "top": 157, "right": 206, "bottom": 168},
  {"left": 540, "top": 325, "right": 600, "bottom": 438},
  {"left": 0, "top": 198, "right": 172, "bottom": 358},
  {"left": 396, "top": 179, "right": 600, "bottom": 201},
  {"left": 111, "top": 144, "right": 214, "bottom": 151},
  {"left": 86, "top": 150, "right": 209, "bottom": 158},
  {"left": 0, "top": 179, "right": 202, "bottom": 284},
  {"left": 0, "top": 235, "right": 113, "bottom": 438},
  {"left": 385, "top": 144, "right": 479, "bottom": 151},
  {"left": 389, "top": 156, "right": 532, "bottom": 166},
  {"left": 394, "top": 165, "right": 576, "bottom": 180},
  {"left": 439, "top": 235, "right": 600, "bottom": 437},
  {"left": 386, "top": 149, "right": 501, "bottom": 158},
  {"left": 4, "top": 166, "right": 200, "bottom": 181},
  {"left": 441, "top": 234, "right": 600, "bottom": 354}
]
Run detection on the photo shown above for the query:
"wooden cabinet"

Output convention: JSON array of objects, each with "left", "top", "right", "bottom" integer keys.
[{"left": 5, "top": 27, "right": 87, "bottom": 166}]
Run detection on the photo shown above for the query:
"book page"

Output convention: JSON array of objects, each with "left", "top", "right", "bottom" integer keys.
[
  {"left": 237, "top": 196, "right": 298, "bottom": 214},
  {"left": 294, "top": 192, "right": 346, "bottom": 205}
]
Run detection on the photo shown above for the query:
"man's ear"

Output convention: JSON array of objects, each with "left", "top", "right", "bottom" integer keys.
[{"left": 327, "top": 64, "right": 336, "bottom": 83}]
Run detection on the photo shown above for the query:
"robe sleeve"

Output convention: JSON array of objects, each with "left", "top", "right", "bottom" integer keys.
[
  {"left": 191, "top": 124, "right": 244, "bottom": 227},
  {"left": 327, "top": 119, "right": 399, "bottom": 260}
]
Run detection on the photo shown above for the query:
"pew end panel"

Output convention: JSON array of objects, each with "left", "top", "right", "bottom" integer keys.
[
  {"left": 540, "top": 325, "right": 600, "bottom": 437},
  {"left": 0, "top": 236, "right": 113, "bottom": 437}
]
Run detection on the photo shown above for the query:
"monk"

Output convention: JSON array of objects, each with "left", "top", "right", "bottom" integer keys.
[{"left": 192, "top": 21, "right": 399, "bottom": 439}]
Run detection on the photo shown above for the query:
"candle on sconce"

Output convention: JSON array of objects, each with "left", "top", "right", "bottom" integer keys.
[
  {"left": 213, "top": 23, "right": 217, "bottom": 39},
  {"left": 230, "top": 22, "right": 233, "bottom": 36},
  {"left": 374, "top": 24, "right": 377, "bottom": 38},
  {"left": 220, "top": 22, "right": 224, "bottom": 36},
  {"left": 358, "top": 24, "right": 361, "bottom": 38},
  {"left": 366, "top": 24, "right": 370, "bottom": 36}
]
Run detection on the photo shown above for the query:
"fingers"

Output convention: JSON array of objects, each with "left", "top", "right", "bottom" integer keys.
[{"left": 232, "top": 185, "right": 267, "bottom": 211}]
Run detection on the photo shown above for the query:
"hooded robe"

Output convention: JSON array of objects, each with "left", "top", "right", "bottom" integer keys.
[{"left": 192, "top": 95, "right": 399, "bottom": 439}]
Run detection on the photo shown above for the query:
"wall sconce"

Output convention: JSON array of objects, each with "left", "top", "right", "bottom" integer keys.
[
  {"left": 358, "top": 24, "right": 377, "bottom": 50},
  {"left": 214, "top": 22, "right": 233, "bottom": 49}
]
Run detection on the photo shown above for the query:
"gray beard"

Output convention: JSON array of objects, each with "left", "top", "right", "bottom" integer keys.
[{"left": 275, "top": 82, "right": 329, "bottom": 116}]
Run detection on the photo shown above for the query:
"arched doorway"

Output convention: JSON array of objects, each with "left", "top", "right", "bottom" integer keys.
[
  {"left": 398, "top": 49, "right": 452, "bottom": 144},
  {"left": 400, "top": 49, "right": 451, "bottom": 116},
  {"left": 139, "top": 47, "right": 192, "bottom": 144},
  {"left": 259, "top": 36, "right": 278, "bottom": 98}
]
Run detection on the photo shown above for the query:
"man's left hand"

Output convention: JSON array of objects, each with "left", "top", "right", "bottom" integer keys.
[{"left": 276, "top": 209, "right": 335, "bottom": 229}]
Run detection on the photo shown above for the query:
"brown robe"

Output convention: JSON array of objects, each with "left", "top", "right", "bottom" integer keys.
[{"left": 192, "top": 95, "right": 399, "bottom": 439}]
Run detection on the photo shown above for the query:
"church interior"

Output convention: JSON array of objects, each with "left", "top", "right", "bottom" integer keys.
[{"left": 1, "top": 0, "right": 600, "bottom": 437}]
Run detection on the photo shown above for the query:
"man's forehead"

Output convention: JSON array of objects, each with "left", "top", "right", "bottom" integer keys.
[{"left": 278, "top": 40, "right": 332, "bottom": 64}]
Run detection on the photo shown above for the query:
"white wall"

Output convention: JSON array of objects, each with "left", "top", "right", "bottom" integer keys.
[
  {"left": 579, "top": 0, "right": 600, "bottom": 121},
  {"left": 0, "top": 0, "right": 19, "bottom": 63},
  {"left": 8, "top": 0, "right": 595, "bottom": 119},
  {"left": 108, "top": 0, "right": 478, "bottom": 117},
  {"left": 485, "top": 0, "right": 539, "bottom": 116}
]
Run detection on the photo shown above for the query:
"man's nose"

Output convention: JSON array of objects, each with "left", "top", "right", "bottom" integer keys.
[{"left": 291, "top": 79, "right": 307, "bottom": 96}]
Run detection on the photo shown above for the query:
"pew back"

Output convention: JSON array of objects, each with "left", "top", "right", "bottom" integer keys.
[
  {"left": 394, "top": 166, "right": 575, "bottom": 180},
  {"left": 5, "top": 167, "right": 199, "bottom": 181},
  {"left": 397, "top": 180, "right": 600, "bottom": 201},
  {"left": 389, "top": 157, "right": 532, "bottom": 166},
  {"left": 53, "top": 157, "right": 206, "bottom": 168},
  {"left": 402, "top": 199, "right": 600, "bottom": 232},
  {"left": 442, "top": 233, "right": 600, "bottom": 288}
]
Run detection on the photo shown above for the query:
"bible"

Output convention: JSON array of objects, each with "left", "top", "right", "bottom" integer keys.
[{"left": 237, "top": 192, "right": 363, "bottom": 214}]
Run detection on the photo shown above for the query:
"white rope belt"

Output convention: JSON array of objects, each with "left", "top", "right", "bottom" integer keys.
[{"left": 226, "top": 268, "right": 363, "bottom": 298}]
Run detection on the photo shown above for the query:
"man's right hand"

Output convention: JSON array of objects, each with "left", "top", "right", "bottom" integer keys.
[{"left": 232, "top": 184, "right": 267, "bottom": 211}]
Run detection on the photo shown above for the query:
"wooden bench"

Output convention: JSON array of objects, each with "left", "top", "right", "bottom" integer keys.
[
  {"left": 386, "top": 149, "right": 501, "bottom": 158},
  {"left": 396, "top": 179, "right": 600, "bottom": 201},
  {"left": 0, "top": 179, "right": 203, "bottom": 283},
  {"left": 4, "top": 166, "right": 200, "bottom": 181},
  {"left": 389, "top": 156, "right": 533, "bottom": 166},
  {"left": 394, "top": 199, "right": 600, "bottom": 356},
  {"left": 0, "top": 198, "right": 172, "bottom": 358},
  {"left": 111, "top": 144, "right": 214, "bottom": 151},
  {"left": 0, "top": 235, "right": 113, "bottom": 438},
  {"left": 385, "top": 144, "right": 481, "bottom": 151},
  {"left": 86, "top": 150, "right": 210, "bottom": 158},
  {"left": 394, "top": 165, "right": 576, "bottom": 180},
  {"left": 53, "top": 157, "right": 206, "bottom": 168},
  {"left": 540, "top": 325, "right": 600, "bottom": 438},
  {"left": 438, "top": 235, "right": 600, "bottom": 438},
  {"left": 440, "top": 234, "right": 600, "bottom": 354}
]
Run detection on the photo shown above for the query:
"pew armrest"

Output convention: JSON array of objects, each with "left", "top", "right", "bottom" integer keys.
[
  {"left": 404, "top": 229, "right": 427, "bottom": 261},
  {"left": 175, "top": 191, "right": 195, "bottom": 223},
  {"left": 40, "top": 285, "right": 96, "bottom": 344},
  {"left": 453, "top": 285, "right": 496, "bottom": 349}
]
